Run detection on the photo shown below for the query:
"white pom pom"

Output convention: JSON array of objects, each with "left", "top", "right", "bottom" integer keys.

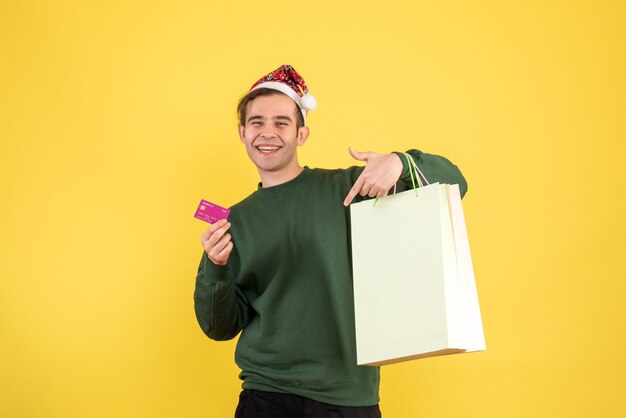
[{"left": 301, "top": 93, "right": 317, "bottom": 111}]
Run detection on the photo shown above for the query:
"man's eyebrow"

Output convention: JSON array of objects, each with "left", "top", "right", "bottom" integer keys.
[{"left": 247, "top": 115, "right": 293, "bottom": 123}]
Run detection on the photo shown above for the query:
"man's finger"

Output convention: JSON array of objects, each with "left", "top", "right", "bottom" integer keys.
[
  {"left": 217, "top": 242, "right": 234, "bottom": 261},
  {"left": 209, "top": 233, "right": 231, "bottom": 257},
  {"left": 359, "top": 181, "right": 373, "bottom": 197},
  {"left": 212, "top": 242, "right": 234, "bottom": 265},
  {"left": 215, "top": 232, "right": 232, "bottom": 251},
  {"left": 208, "top": 225, "right": 230, "bottom": 248},
  {"left": 344, "top": 175, "right": 365, "bottom": 206},
  {"left": 205, "top": 222, "right": 231, "bottom": 248},
  {"left": 204, "top": 224, "right": 227, "bottom": 247},
  {"left": 348, "top": 147, "right": 370, "bottom": 162},
  {"left": 201, "top": 218, "right": 228, "bottom": 242}
]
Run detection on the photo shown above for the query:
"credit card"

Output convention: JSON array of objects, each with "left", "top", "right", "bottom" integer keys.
[{"left": 194, "top": 199, "right": 230, "bottom": 224}]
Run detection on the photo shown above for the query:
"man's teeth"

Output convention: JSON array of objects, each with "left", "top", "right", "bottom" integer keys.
[{"left": 257, "top": 146, "right": 280, "bottom": 151}]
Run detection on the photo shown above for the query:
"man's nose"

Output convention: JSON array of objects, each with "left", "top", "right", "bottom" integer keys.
[{"left": 260, "top": 125, "right": 277, "bottom": 137}]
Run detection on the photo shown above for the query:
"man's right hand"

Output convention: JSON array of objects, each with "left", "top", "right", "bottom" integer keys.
[{"left": 200, "top": 218, "right": 233, "bottom": 266}]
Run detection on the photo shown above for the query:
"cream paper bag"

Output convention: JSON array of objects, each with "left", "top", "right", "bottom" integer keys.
[{"left": 350, "top": 163, "right": 485, "bottom": 366}]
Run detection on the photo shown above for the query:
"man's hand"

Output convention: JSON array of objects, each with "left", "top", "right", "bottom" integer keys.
[
  {"left": 200, "top": 218, "right": 233, "bottom": 266},
  {"left": 343, "top": 147, "right": 404, "bottom": 206}
]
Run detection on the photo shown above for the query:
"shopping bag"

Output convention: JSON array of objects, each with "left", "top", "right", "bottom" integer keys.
[{"left": 349, "top": 156, "right": 485, "bottom": 366}]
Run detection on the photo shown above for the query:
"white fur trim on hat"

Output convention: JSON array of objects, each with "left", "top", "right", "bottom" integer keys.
[{"left": 251, "top": 81, "right": 309, "bottom": 121}]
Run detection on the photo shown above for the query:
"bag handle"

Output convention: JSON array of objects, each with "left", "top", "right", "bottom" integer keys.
[
  {"left": 406, "top": 152, "right": 430, "bottom": 186},
  {"left": 403, "top": 152, "right": 421, "bottom": 194}
]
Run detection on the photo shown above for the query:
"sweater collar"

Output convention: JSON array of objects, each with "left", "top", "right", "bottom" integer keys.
[{"left": 255, "top": 166, "right": 311, "bottom": 197}]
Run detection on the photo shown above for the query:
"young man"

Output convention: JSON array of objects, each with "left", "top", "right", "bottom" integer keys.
[{"left": 194, "top": 65, "right": 468, "bottom": 417}]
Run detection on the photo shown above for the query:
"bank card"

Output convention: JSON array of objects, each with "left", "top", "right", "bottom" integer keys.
[{"left": 194, "top": 199, "right": 230, "bottom": 224}]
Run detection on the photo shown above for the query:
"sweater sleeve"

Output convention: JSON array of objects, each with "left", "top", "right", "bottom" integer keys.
[
  {"left": 393, "top": 149, "right": 468, "bottom": 198},
  {"left": 193, "top": 251, "right": 251, "bottom": 341}
]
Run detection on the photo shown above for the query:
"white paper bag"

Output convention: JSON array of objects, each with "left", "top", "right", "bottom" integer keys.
[{"left": 350, "top": 182, "right": 485, "bottom": 366}]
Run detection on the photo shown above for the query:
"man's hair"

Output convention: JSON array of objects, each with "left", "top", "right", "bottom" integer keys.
[{"left": 237, "top": 88, "right": 305, "bottom": 129}]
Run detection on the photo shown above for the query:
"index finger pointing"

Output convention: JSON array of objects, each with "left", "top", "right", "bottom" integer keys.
[{"left": 344, "top": 175, "right": 365, "bottom": 206}]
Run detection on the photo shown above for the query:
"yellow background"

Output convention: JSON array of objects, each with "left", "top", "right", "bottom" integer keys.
[{"left": 1, "top": 1, "right": 625, "bottom": 417}]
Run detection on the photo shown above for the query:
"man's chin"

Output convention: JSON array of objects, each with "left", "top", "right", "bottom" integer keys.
[{"left": 251, "top": 160, "right": 282, "bottom": 173}]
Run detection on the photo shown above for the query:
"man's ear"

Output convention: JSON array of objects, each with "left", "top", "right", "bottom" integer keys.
[
  {"left": 238, "top": 124, "right": 245, "bottom": 143},
  {"left": 297, "top": 126, "right": 310, "bottom": 146}
]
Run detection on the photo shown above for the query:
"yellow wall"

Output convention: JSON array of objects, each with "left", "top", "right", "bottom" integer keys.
[{"left": 1, "top": 1, "right": 625, "bottom": 417}]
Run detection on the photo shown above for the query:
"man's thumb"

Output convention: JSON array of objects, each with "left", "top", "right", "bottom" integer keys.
[{"left": 349, "top": 147, "right": 369, "bottom": 161}]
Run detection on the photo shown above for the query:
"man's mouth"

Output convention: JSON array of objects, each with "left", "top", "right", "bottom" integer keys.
[{"left": 255, "top": 145, "right": 282, "bottom": 154}]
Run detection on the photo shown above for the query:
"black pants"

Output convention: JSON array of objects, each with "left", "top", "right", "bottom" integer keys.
[{"left": 235, "top": 389, "right": 382, "bottom": 418}]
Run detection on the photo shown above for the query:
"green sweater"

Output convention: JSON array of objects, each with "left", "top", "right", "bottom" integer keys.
[{"left": 194, "top": 149, "right": 467, "bottom": 406}]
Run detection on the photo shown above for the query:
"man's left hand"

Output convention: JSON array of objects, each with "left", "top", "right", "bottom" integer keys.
[{"left": 343, "top": 147, "right": 403, "bottom": 206}]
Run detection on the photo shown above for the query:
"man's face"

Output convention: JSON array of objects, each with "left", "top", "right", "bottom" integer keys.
[{"left": 238, "top": 93, "right": 309, "bottom": 175}]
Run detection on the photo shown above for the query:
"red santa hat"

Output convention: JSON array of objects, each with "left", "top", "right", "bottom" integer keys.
[{"left": 249, "top": 64, "right": 317, "bottom": 121}]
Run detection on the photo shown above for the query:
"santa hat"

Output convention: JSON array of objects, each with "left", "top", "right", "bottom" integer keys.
[{"left": 249, "top": 64, "right": 317, "bottom": 121}]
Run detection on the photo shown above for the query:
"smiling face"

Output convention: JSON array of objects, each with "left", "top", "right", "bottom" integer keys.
[{"left": 238, "top": 93, "right": 309, "bottom": 181}]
